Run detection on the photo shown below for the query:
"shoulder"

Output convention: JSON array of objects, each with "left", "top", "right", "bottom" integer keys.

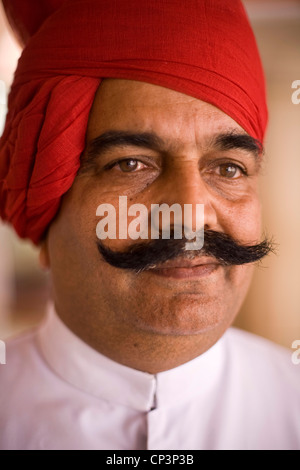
[
  {"left": 223, "top": 326, "right": 300, "bottom": 393},
  {"left": 0, "top": 325, "right": 41, "bottom": 371},
  {"left": 225, "top": 327, "right": 296, "bottom": 363},
  {"left": 0, "top": 315, "right": 72, "bottom": 407},
  {"left": 0, "top": 319, "right": 78, "bottom": 450},
  {"left": 0, "top": 322, "right": 45, "bottom": 371},
  {"left": 0, "top": 322, "right": 53, "bottom": 405}
]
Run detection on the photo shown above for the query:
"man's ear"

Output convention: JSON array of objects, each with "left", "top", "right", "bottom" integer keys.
[{"left": 39, "top": 238, "right": 50, "bottom": 270}]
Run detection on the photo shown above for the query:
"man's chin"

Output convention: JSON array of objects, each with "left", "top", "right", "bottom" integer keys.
[
  {"left": 126, "top": 292, "right": 232, "bottom": 337},
  {"left": 119, "top": 262, "right": 253, "bottom": 337}
]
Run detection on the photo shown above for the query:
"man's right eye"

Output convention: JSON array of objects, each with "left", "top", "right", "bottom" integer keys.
[{"left": 107, "top": 158, "right": 147, "bottom": 172}]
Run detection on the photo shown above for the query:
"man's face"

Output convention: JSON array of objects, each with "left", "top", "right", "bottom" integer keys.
[{"left": 43, "top": 79, "right": 263, "bottom": 370}]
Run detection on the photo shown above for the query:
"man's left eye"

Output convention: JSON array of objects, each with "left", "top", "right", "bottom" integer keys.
[
  {"left": 217, "top": 163, "right": 246, "bottom": 178},
  {"left": 116, "top": 159, "right": 145, "bottom": 172}
]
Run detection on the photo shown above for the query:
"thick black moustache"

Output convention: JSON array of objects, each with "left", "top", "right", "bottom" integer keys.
[{"left": 96, "top": 230, "right": 274, "bottom": 273}]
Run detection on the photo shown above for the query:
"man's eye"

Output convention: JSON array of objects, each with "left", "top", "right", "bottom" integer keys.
[
  {"left": 113, "top": 159, "right": 145, "bottom": 172},
  {"left": 217, "top": 163, "right": 246, "bottom": 179}
]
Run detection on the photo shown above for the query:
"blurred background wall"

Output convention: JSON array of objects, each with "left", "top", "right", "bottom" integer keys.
[
  {"left": 0, "top": 0, "right": 299, "bottom": 347},
  {"left": 236, "top": 0, "right": 300, "bottom": 348}
]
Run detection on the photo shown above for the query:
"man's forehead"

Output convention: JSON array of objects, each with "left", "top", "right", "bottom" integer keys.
[
  {"left": 92, "top": 78, "right": 230, "bottom": 112},
  {"left": 87, "top": 79, "right": 246, "bottom": 142}
]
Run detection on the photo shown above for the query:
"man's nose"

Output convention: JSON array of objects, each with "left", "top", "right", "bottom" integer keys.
[{"left": 152, "top": 160, "right": 218, "bottom": 230}]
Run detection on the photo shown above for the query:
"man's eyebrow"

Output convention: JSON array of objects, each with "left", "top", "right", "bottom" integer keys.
[
  {"left": 80, "top": 129, "right": 264, "bottom": 171},
  {"left": 214, "top": 132, "right": 264, "bottom": 157},
  {"left": 86, "top": 131, "right": 164, "bottom": 159}
]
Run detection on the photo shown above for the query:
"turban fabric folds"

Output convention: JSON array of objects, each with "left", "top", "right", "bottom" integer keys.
[{"left": 0, "top": 0, "right": 268, "bottom": 244}]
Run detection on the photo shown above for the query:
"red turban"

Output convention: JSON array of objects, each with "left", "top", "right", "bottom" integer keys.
[{"left": 0, "top": 0, "right": 268, "bottom": 244}]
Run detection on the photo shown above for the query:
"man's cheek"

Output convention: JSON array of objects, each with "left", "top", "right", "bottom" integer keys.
[
  {"left": 240, "top": 199, "right": 262, "bottom": 240},
  {"left": 218, "top": 196, "right": 262, "bottom": 244}
]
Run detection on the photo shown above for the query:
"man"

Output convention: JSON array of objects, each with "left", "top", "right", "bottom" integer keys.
[{"left": 0, "top": 0, "right": 299, "bottom": 451}]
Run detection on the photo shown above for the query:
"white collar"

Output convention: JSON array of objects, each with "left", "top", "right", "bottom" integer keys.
[{"left": 37, "top": 305, "right": 226, "bottom": 412}]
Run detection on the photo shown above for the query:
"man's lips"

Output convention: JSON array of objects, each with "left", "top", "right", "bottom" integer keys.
[{"left": 149, "top": 257, "right": 221, "bottom": 279}]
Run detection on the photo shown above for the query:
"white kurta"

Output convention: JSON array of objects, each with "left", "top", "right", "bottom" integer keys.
[{"left": 0, "top": 306, "right": 299, "bottom": 450}]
